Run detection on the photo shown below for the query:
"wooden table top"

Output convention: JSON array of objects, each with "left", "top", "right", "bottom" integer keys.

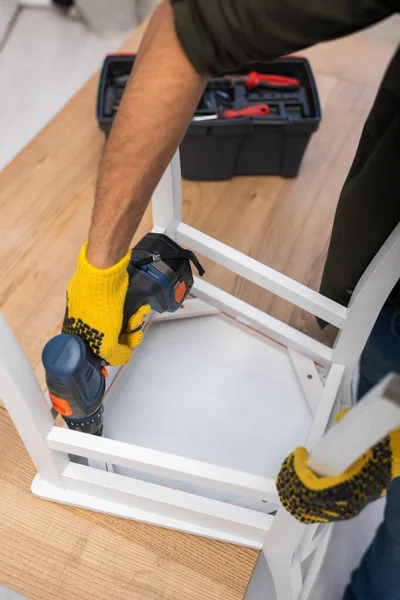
[{"left": 0, "top": 13, "right": 396, "bottom": 600}]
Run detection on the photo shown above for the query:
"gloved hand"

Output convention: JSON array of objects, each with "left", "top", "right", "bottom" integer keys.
[
  {"left": 62, "top": 242, "right": 150, "bottom": 366},
  {"left": 276, "top": 411, "right": 400, "bottom": 524}
]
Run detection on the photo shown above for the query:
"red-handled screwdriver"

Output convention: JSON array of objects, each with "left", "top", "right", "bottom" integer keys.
[
  {"left": 245, "top": 71, "right": 300, "bottom": 89},
  {"left": 193, "top": 104, "right": 270, "bottom": 121}
]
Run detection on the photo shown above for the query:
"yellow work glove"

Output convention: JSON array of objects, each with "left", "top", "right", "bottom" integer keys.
[
  {"left": 62, "top": 242, "right": 150, "bottom": 366},
  {"left": 276, "top": 412, "right": 400, "bottom": 524}
]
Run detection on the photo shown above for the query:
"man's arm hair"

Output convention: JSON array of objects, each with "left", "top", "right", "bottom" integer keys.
[{"left": 87, "top": 0, "right": 208, "bottom": 268}]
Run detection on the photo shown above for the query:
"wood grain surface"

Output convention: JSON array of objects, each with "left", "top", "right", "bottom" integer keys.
[{"left": 0, "top": 14, "right": 397, "bottom": 600}]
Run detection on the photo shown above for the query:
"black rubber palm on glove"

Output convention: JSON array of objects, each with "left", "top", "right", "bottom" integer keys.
[{"left": 277, "top": 411, "right": 400, "bottom": 524}]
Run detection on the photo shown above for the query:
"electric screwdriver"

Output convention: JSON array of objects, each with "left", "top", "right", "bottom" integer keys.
[{"left": 42, "top": 233, "right": 204, "bottom": 436}]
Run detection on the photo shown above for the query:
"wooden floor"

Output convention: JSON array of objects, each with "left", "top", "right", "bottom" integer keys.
[{"left": 0, "top": 13, "right": 398, "bottom": 600}]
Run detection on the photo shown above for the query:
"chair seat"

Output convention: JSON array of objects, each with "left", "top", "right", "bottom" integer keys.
[{"left": 104, "top": 313, "right": 312, "bottom": 504}]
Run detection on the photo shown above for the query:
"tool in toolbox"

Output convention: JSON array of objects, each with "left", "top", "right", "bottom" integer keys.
[
  {"left": 104, "top": 74, "right": 130, "bottom": 114},
  {"left": 193, "top": 104, "right": 270, "bottom": 122},
  {"left": 97, "top": 55, "right": 321, "bottom": 179},
  {"left": 221, "top": 71, "right": 300, "bottom": 90},
  {"left": 42, "top": 233, "right": 205, "bottom": 437}
]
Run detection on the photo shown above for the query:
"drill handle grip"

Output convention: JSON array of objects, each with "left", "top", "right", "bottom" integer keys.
[{"left": 122, "top": 274, "right": 151, "bottom": 330}]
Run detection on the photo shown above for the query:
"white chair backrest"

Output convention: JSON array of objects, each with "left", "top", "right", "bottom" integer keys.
[
  {"left": 333, "top": 221, "right": 400, "bottom": 369},
  {"left": 154, "top": 155, "right": 400, "bottom": 376}
]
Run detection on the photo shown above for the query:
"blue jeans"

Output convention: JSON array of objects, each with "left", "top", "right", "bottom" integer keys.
[{"left": 344, "top": 305, "right": 400, "bottom": 600}]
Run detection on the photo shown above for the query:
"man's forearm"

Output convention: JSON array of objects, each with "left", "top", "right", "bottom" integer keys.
[{"left": 87, "top": 0, "right": 208, "bottom": 268}]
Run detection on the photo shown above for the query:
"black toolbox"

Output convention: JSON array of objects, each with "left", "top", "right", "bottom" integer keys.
[{"left": 97, "top": 54, "right": 321, "bottom": 180}]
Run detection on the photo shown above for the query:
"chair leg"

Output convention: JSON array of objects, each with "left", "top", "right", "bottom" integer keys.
[
  {"left": 151, "top": 151, "right": 182, "bottom": 238},
  {"left": 245, "top": 509, "right": 306, "bottom": 600},
  {"left": 244, "top": 549, "right": 303, "bottom": 600},
  {"left": 0, "top": 313, "right": 68, "bottom": 486},
  {"left": 299, "top": 524, "right": 333, "bottom": 600},
  {"left": 265, "top": 549, "right": 303, "bottom": 600}
]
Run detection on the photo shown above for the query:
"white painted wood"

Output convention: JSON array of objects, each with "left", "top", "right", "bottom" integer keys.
[
  {"left": 308, "top": 373, "right": 400, "bottom": 477},
  {"left": 177, "top": 223, "right": 347, "bottom": 328},
  {"left": 231, "top": 497, "right": 280, "bottom": 515},
  {"left": 192, "top": 277, "right": 332, "bottom": 365},
  {"left": 300, "top": 525, "right": 333, "bottom": 600},
  {"left": 333, "top": 223, "right": 400, "bottom": 368},
  {"left": 305, "top": 364, "right": 345, "bottom": 450},
  {"left": 0, "top": 313, "right": 68, "bottom": 486},
  {"left": 151, "top": 152, "right": 182, "bottom": 239},
  {"left": 297, "top": 524, "right": 317, "bottom": 563},
  {"left": 262, "top": 509, "right": 306, "bottom": 600},
  {"left": 104, "top": 313, "right": 311, "bottom": 495},
  {"left": 31, "top": 473, "right": 262, "bottom": 547},
  {"left": 47, "top": 426, "right": 279, "bottom": 502},
  {"left": 150, "top": 225, "right": 167, "bottom": 234},
  {"left": 256, "top": 370, "right": 398, "bottom": 599},
  {"left": 246, "top": 516, "right": 331, "bottom": 600},
  {"left": 298, "top": 524, "right": 329, "bottom": 563},
  {"left": 258, "top": 512, "right": 331, "bottom": 600},
  {"left": 249, "top": 365, "right": 344, "bottom": 600},
  {"left": 62, "top": 462, "right": 273, "bottom": 547},
  {"left": 288, "top": 349, "right": 324, "bottom": 416},
  {"left": 151, "top": 297, "right": 219, "bottom": 322}
]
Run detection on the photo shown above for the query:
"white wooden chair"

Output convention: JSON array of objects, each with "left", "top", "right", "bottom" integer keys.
[{"left": 1, "top": 152, "right": 400, "bottom": 600}]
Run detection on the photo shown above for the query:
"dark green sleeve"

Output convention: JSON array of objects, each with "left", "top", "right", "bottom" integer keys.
[{"left": 171, "top": 0, "right": 393, "bottom": 74}]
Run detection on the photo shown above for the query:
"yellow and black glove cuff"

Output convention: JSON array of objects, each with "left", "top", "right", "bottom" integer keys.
[{"left": 277, "top": 423, "right": 400, "bottom": 524}]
